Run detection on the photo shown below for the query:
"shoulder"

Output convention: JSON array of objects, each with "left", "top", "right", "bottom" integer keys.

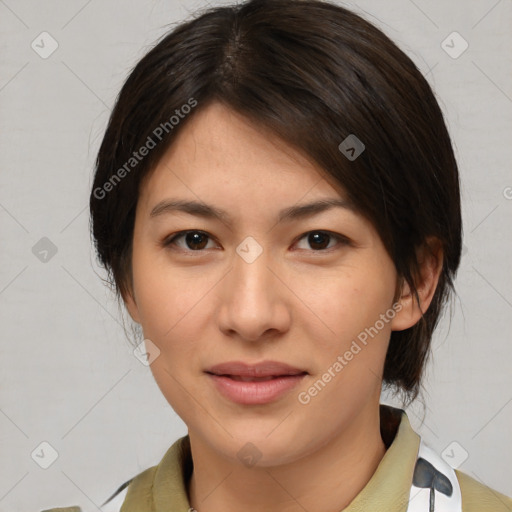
[
  {"left": 409, "top": 437, "right": 511, "bottom": 512},
  {"left": 40, "top": 508, "right": 82, "bottom": 512},
  {"left": 456, "top": 469, "right": 512, "bottom": 512},
  {"left": 101, "top": 465, "right": 158, "bottom": 511},
  {"left": 40, "top": 467, "right": 157, "bottom": 512}
]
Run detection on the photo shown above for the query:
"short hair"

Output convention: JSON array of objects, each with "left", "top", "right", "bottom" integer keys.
[{"left": 89, "top": 0, "right": 462, "bottom": 406}]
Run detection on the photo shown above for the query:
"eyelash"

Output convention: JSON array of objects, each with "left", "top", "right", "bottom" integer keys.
[{"left": 161, "top": 230, "right": 350, "bottom": 254}]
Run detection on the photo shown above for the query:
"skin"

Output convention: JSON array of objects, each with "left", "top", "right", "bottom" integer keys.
[{"left": 123, "top": 101, "right": 443, "bottom": 512}]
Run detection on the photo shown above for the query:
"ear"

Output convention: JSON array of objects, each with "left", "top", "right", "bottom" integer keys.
[
  {"left": 390, "top": 237, "right": 443, "bottom": 331},
  {"left": 122, "top": 285, "right": 141, "bottom": 324}
]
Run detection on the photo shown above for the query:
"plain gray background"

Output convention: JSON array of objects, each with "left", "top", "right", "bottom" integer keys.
[{"left": 0, "top": 0, "right": 511, "bottom": 510}]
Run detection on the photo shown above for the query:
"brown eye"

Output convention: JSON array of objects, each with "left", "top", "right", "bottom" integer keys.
[
  {"left": 163, "top": 229, "right": 349, "bottom": 254},
  {"left": 164, "top": 231, "right": 216, "bottom": 251},
  {"left": 295, "top": 231, "right": 349, "bottom": 251},
  {"left": 308, "top": 232, "right": 330, "bottom": 250}
]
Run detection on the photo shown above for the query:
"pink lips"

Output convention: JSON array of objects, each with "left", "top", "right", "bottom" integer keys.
[{"left": 205, "top": 360, "right": 308, "bottom": 405}]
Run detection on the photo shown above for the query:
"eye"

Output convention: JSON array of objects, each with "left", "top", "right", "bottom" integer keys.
[
  {"left": 294, "top": 231, "right": 349, "bottom": 252},
  {"left": 163, "top": 230, "right": 218, "bottom": 251},
  {"left": 162, "top": 229, "right": 349, "bottom": 253}
]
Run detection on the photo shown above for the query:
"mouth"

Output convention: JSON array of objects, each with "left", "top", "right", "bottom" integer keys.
[
  {"left": 204, "top": 361, "right": 308, "bottom": 405},
  {"left": 205, "top": 360, "right": 308, "bottom": 378},
  {"left": 212, "top": 374, "right": 306, "bottom": 382}
]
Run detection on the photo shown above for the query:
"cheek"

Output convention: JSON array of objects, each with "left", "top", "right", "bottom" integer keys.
[
  {"left": 296, "top": 274, "right": 394, "bottom": 411},
  {"left": 131, "top": 247, "right": 212, "bottom": 341},
  {"left": 300, "top": 266, "right": 396, "bottom": 349},
  {"left": 132, "top": 257, "right": 212, "bottom": 421}
]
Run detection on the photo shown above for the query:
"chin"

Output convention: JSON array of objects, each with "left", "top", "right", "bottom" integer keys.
[{"left": 220, "top": 425, "right": 312, "bottom": 468}]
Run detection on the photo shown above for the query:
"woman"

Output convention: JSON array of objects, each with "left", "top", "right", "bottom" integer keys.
[{"left": 44, "top": 0, "right": 512, "bottom": 510}]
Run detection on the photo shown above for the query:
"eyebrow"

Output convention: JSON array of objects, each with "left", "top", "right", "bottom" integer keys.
[{"left": 149, "top": 197, "right": 355, "bottom": 225}]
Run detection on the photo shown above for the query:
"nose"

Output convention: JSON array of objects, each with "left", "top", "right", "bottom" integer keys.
[{"left": 216, "top": 241, "right": 291, "bottom": 343}]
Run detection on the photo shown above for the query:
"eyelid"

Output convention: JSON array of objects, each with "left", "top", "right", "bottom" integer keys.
[
  {"left": 162, "top": 230, "right": 219, "bottom": 250},
  {"left": 163, "top": 229, "right": 351, "bottom": 253},
  {"left": 292, "top": 231, "right": 351, "bottom": 252}
]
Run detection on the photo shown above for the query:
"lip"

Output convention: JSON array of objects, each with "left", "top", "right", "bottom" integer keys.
[
  {"left": 205, "top": 360, "right": 308, "bottom": 405},
  {"left": 206, "top": 360, "right": 307, "bottom": 377}
]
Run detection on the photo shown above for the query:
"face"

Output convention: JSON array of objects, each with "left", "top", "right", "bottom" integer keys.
[{"left": 124, "top": 101, "right": 406, "bottom": 467}]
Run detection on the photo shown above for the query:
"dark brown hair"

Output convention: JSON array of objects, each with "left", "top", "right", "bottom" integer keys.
[{"left": 89, "top": 0, "right": 462, "bottom": 406}]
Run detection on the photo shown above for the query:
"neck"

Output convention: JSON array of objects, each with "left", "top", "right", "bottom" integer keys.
[{"left": 187, "top": 404, "right": 389, "bottom": 512}]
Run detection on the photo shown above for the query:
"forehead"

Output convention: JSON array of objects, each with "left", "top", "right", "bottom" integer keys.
[{"left": 138, "top": 102, "right": 346, "bottom": 211}]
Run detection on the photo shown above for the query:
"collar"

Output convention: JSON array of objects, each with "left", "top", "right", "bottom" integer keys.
[{"left": 146, "top": 404, "right": 421, "bottom": 512}]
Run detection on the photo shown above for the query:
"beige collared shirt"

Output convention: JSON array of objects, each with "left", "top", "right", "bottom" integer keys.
[{"left": 42, "top": 405, "right": 512, "bottom": 512}]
